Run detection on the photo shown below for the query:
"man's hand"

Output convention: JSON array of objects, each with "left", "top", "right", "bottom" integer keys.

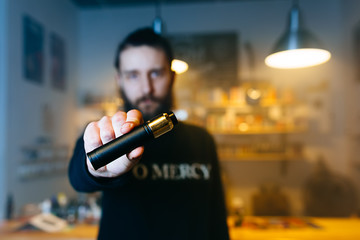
[{"left": 83, "top": 109, "right": 144, "bottom": 178}]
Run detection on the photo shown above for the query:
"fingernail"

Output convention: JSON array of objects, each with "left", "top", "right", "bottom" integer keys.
[{"left": 122, "top": 122, "right": 134, "bottom": 132}]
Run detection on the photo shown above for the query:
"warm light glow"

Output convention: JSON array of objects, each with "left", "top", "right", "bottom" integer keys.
[
  {"left": 265, "top": 48, "right": 331, "bottom": 69},
  {"left": 247, "top": 88, "right": 262, "bottom": 100},
  {"left": 173, "top": 109, "right": 188, "bottom": 121},
  {"left": 238, "top": 123, "right": 249, "bottom": 132},
  {"left": 171, "top": 59, "right": 188, "bottom": 74}
]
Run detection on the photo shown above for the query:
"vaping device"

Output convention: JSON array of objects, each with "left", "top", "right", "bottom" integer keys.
[{"left": 87, "top": 112, "right": 178, "bottom": 170}]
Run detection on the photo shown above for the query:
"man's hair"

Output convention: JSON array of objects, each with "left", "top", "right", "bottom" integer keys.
[{"left": 114, "top": 27, "right": 174, "bottom": 72}]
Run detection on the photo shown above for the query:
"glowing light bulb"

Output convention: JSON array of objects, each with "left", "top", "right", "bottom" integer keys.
[
  {"left": 171, "top": 59, "right": 188, "bottom": 74},
  {"left": 265, "top": 48, "right": 331, "bottom": 69}
]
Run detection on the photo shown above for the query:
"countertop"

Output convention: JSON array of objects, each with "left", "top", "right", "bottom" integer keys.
[{"left": 1, "top": 217, "right": 360, "bottom": 240}]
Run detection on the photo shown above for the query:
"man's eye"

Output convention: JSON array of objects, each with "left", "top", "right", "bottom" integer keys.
[
  {"left": 150, "top": 70, "right": 162, "bottom": 79},
  {"left": 126, "top": 73, "right": 138, "bottom": 80}
]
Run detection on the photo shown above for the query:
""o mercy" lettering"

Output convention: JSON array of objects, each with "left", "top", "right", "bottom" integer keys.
[{"left": 132, "top": 163, "right": 212, "bottom": 181}]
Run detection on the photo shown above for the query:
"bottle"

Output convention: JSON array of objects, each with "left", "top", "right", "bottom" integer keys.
[
  {"left": 5, "top": 193, "right": 14, "bottom": 220},
  {"left": 232, "top": 197, "right": 245, "bottom": 227}
]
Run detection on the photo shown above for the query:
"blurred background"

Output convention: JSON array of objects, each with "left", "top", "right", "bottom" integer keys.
[{"left": 1, "top": 0, "right": 360, "bottom": 225}]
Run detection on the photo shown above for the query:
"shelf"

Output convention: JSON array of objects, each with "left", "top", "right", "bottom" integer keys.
[
  {"left": 180, "top": 84, "right": 308, "bottom": 163},
  {"left": 210, "top": 127, "right": 307, "bottom": 135},
  {"left": 203, "top": 101, "right": 304, "bottom": 110},
  {"left": 21, "top": 144, "right": 69, "bottom": 163},
  {"left": 219, "top": 153, "right": 304, "bottom": 161}
]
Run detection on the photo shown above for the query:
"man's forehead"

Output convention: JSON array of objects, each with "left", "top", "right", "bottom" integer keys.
[
  {"left": 119, "top": 45, "right": 168, "bottom": 71},
  {"left": 120, "top": 45, "right": 167, "bottom": 61}
]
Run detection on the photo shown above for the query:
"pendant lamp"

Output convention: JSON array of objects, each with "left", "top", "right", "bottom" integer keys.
[
  {"left": 152, "top": 2, "right": 188, "bottom": 74},
  {"left": 265, "top": 1, "right": 331, "bottom": 69}
]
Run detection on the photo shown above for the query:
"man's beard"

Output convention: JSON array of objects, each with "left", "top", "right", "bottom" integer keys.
[{"left": 119, "top": 89, "right": 173, "bottom": 122}]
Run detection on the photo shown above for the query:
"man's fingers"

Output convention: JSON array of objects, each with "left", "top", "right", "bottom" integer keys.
[
  {"left": 98, "top": 116, "right": 115, "bottom": 144},
  {"left": 84, "top": 110, "right": 145, "bottom": 178},
  {"left": 121, "top": 109, "right": 144, "bottom": 134},
  {"left": 127, "top": 109, "right": 143, "bottom": 124},
  {"left": 111, "top": 111, "right": 127, "bottom": 137},
  {"left": 127, "top": 146, "right": 144, "bottom": 161},
  {"left": 83, "top": 122, "right": 101, "bottom": 153}
]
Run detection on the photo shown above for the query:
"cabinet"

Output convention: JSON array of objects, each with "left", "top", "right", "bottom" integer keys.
[
  {"left": 18, "top": 144, "right": 70, "bottom": 180},
  {"left": 177, "top": 83, "right": 308, "bottom": 161}
]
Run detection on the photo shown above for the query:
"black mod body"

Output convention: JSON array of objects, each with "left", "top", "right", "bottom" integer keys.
[
  {"left": 88, "top": 125, "right": 153, "bottom": 170},
  {"left": 87, "top": 112, "right": 177, "bottom": 170}
]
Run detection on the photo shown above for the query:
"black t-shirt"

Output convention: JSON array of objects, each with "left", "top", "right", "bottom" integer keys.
[{"left": 68, "top": 122, "right": 229, "bottom": 240}]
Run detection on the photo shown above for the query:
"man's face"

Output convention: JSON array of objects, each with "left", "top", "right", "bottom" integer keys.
[{"left": 117, "top": 46, "right": 174, "bottom": 120}]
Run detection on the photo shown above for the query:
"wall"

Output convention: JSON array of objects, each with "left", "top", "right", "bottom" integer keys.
[
  {"left": 1, "top": 0, "right": 79, "bottom": 218},
  {"left": 0, "top": 0, "right": 9, "bottom": 220},
  {"left": 75, "top": 0, "right": 358, "bottom": 215},
  {"left": 342, "top": 0, "right": 360, "bottom": 201}
]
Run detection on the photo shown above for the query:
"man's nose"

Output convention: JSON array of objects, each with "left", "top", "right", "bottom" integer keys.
[{"left": 141, "top": 76, "right": 153, "bottom": 95}]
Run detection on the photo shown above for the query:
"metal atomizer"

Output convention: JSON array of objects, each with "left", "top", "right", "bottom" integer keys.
[{"left": 87, "top": 112, "right": 178, "bottom": 170}]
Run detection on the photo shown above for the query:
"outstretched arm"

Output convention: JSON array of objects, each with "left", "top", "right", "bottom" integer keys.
[{"left": 68, "top": 109, "right": 144, "bottom": 192}]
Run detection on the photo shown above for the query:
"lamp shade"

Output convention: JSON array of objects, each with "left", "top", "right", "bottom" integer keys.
[{"left": 265, "top": 3, "right": 331, "bottom": 69}]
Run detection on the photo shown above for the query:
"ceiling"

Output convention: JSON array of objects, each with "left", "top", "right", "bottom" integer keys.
[{"left": 70, "top": 0, "right": 281, "bottom": 8}]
